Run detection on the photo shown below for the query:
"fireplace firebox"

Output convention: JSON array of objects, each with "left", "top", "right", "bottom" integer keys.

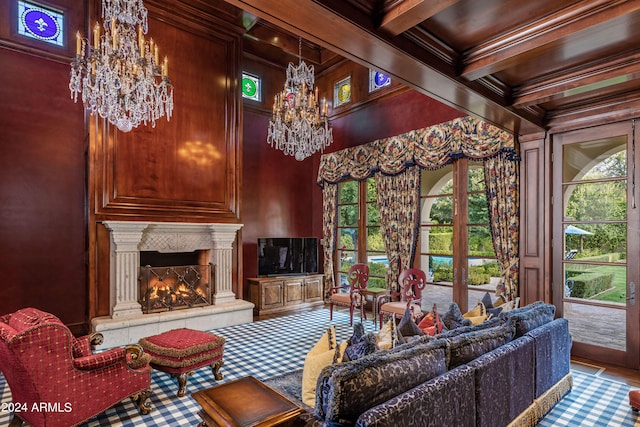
[{"left": 139, "top": 264, "right": 213, "bottom": 314}]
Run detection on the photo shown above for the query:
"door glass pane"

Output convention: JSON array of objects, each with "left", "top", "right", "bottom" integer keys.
[
  {"left": 563, "top": 137, "right": 627, "bottom": 182},
  {"left": 467, "top": 258, "right": 500, "bottom": 307},
  {"left": 420, "top": 165, "right": 455, "bottom": 311},
  {"left": 562, "top": 135, "right": 627, "bottom": 351}
]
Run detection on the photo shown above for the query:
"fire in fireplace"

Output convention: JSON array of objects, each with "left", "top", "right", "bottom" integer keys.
[{"left": 139, "top": 264, "right": 214, "bottom": 314}]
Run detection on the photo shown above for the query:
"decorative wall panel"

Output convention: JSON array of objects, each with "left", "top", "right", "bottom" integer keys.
[{"left": 92, "top": 3, "right": 242, "bottom": 221}]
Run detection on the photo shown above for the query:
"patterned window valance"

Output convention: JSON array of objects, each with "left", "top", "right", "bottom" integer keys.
[{"left": 317, "top": 116, "right": 515, "bottom": 185}]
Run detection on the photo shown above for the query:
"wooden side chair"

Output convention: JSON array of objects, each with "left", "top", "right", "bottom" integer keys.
[
  {"left": 328, "top": 263, "right": 370, "bottom": 325},
  {"left": 378, "top": 268, "right": 427, "bottom": 329}
]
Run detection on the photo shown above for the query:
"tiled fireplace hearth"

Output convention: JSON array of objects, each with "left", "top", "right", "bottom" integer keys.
[{"left": 91, "top": 221, "right": 254, "bottom": 349}]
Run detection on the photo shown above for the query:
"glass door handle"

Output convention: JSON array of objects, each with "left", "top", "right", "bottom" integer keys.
[{"left": 627, "top": 282, "right": 636, "bottom": 305}]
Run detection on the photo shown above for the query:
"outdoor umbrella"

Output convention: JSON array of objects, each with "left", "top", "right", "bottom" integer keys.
[{"left": 565, "top": 225, "right": 594, "bottom": 252}]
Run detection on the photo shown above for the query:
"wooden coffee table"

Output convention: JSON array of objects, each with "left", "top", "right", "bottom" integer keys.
[{"left": 192, "top": 376, "right": 304, "bottom": 427}]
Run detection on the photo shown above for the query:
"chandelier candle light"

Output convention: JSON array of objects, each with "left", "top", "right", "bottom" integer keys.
[
  {"left": 267, "top": 38, "right": 333, "bottom": 161},
  {"left": 69, "top": 0, "right": 174, "bottom": 132}
]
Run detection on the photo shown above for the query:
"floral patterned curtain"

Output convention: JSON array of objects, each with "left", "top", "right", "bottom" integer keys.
[
  {"left": 317, "top": 116, "right": 519, "bottom": 295},
  {"left": 375, "top": 166, "right": 421, "bottom": 291},
  {"left": 321, "top": 184, "right": 338, "bottom": 295},
  {"left": 484, "top": 150, "right": 520, "bottom": 300},
  {"left": 317, "top": 116, "right": 514, "bottom": 184}
]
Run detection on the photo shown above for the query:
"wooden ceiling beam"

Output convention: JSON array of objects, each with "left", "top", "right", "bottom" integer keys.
[
  {"left": 514, "top": 51, "right": 640, "bottom": 108},
  {"left": 378, "top": 0, "right": 461, "bottom": 37},
  {"left": 246, "top": 21, "right": 323, "bottom": 64},
  {"left": 460, "top": 0, "right": 640, "bottom": 81},
  {"left": 221, "top": 0, "right": 544, "bottom": 134}
]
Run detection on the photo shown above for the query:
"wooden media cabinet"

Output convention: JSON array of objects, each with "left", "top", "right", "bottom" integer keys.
[{"left": 248, "top": 274, "right": 324, "bottom": 315}]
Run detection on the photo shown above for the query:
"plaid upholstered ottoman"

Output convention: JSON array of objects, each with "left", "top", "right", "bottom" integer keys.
[{"left": 139, "top": 328, "right": 225, "bottom": 397}]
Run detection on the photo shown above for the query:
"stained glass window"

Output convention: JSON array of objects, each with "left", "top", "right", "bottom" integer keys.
[
  {"left": 369, "top": 69, "right": 391, "bottom": 92},
  {"left": 241, "top": 72, "right": 261, "bottom": 102},
  {"left": 17, "top": 1, "right": 64, "bottom": 47},
  {"left": 334, "top": 76, "right": 351, "bottom": 107}
]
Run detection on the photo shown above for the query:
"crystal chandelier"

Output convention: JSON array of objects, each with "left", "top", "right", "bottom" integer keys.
[
  {"left": 69, "top": 0, "right": 174, "bottom": 132},
  {"left": 268, "top": 38, "right": 333, "bottom": 161}
]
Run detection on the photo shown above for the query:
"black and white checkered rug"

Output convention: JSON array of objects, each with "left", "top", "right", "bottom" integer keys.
[{"left": 1, "top": 308, "right": 640, "bottom": 426}]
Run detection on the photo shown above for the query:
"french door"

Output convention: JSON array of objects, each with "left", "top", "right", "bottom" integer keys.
[
  {"left": 418, "top": 159, "right": 498, "bottom": 313},
  {"left": 553, "top": 121, "right": 640, "bottom": 368}
]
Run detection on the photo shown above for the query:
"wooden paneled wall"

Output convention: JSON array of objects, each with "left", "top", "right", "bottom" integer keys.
[
  {"left": 519, "top": 133, "right": 551, "bottom": 305},
  {"left": 89, "top": 1, "right": 245, "bottom": 318},
  {"left": 0, "top": 0, "right": 88, "bottom": 331}
]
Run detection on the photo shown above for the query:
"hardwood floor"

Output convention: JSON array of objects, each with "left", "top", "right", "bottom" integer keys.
[
  {"left": 254, "top": 304, "right": 640, "bottom": 389},
  {"left": 572, "top": 356, "right": 640, "bottom": 388}
]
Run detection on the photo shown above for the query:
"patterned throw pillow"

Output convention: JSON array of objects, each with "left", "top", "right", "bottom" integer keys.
[
  {"left": 463, "top": 302, "right": 489, "bottom": 325},
  {"left": 302, "top": 326, "right": 341, "bottom": 406},
  {"left": 397, "top": 306, "right": 424, "bottom": 339},
  {"left": 417, "top": 304, "right": 445, "bottom": 336},
  {"left": 343, "top": 322, "right": 377, "bottom": 361},
  {"left": 442, "top": 302, "right": 472, "bottom": 330},
  {"left": 376, "top": 319, "right": 404, "bottom": 350}
]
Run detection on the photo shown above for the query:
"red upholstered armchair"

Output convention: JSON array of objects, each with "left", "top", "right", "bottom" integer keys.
[{"left": 0, "top": 308, "right": 153, "bottom": 427}]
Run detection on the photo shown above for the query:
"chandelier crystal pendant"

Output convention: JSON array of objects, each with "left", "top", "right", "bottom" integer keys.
[
  {"left": 267, "top": 38, "right": 333, "bottom": 161},
  {"left": 69, "top": 0, "right": 174, "bottom": 132}
]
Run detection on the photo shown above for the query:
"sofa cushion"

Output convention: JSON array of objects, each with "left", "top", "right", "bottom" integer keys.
[
  {"left": 445, "top": 323, "right": 514, "bottom": 370},
  {"left": 437, "top": 317, "right": 502, "bottom": 340},
  {"left": 467, "top": 336, "right": 535, "bottom": 427},
  {"left": 315, "top": 339, "right": 448, "bottom": 426},
  {"left": 354, "top": 364, "right": 476, "bottom": 427},
  {"left": 500, "top": 301, "right": 555, "bottom": 337},
  {"left": 342, "top": 323, "right": 377, "bottom": 362},
  {"left": 526, "top": 318, "right": 572, "bottom": 398}
]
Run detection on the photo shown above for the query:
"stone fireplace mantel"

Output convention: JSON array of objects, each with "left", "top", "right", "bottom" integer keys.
[{"left": 91, "top": 221, "right": 254, "bottom": 348}]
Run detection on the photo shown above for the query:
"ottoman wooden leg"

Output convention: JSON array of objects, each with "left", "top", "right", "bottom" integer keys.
[
  {"left": 173, "top": 371, "right": 194, "bottom": 397},
  {"left": 211, "top": 359, "right": 224, "bottom": 381}
]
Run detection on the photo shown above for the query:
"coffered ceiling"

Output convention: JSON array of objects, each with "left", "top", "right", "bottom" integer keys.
[{"left": 226, "top": 0, "right": 640, "bottom": 136}]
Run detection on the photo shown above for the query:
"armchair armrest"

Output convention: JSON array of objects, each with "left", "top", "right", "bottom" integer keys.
[
  {"left": 73, "top": 347, "right": 126, "bottom": 371},
  {"left": 72, "top": 332, "right": 105, "bottom": 358},
  {"left": 328, "top": 284, "right": 350, "bottom": 294},
  {"left": 73, "top": 345, "right": 151, "bottom": 371},
  {"left": 377, "top": 291, "right": 401, "bottom": 307},
  {"left": 126, "top": 344, "right": 152, "bottom": 369}
]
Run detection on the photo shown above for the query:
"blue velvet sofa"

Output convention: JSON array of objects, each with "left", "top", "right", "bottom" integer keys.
[{"left": 306, "top": 302, "right": 572, "bottom": 427}]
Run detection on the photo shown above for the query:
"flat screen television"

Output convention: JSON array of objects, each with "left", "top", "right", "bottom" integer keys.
[{"left": 257, "top": 237, "right": 318, "bottom": 276}]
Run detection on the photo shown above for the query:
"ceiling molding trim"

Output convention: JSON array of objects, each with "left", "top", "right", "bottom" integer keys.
[{"left": 460, "top": 0, "right": 640, "bottom": 81}]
